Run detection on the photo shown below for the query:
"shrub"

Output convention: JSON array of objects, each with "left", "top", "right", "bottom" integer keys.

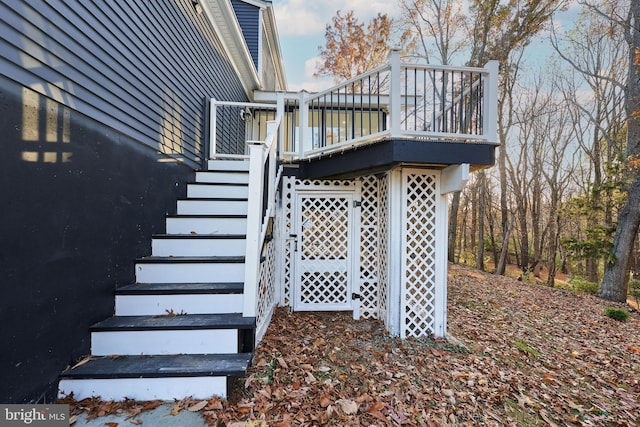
[
  {"left": 629, "top": 280, "right": 640, "bottom": 297},
  {"left": 569, "top": 277, "right": 600, "bottom": 295},
  {"left": 604, "top": 307, "right": 630, "bottom": 322}
]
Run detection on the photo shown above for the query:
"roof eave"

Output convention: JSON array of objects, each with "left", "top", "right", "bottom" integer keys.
[
  {"left": 202, "top": 0, "right": 262, "bottom": 99},
  {"left": 262, "top": 4, "right": 287, "bottom": 90}
]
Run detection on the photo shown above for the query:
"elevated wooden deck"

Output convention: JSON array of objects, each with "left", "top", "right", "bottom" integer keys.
[{"left": 210, "top": 51, "right": 499, "bottom": 176}]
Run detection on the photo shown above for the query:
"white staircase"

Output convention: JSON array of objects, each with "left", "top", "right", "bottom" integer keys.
[{"left": 58, "top": 160, "right": 255, "bottom": 401}]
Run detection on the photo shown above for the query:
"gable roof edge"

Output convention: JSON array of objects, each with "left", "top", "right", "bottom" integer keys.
[
  {"left": 262, "top": 4, "right": 287, "bottom": 90},
  {"left": 202, "top": 0, "right": 262, "bottom": 98}
]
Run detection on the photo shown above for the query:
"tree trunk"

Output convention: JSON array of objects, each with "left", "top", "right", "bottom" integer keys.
[
  {"left": 476, "top": 172, "right": 486, "bottom": 271},
  {"left": 496, "top": 220, "right": 513, "bottom": 275},
  {"left": 599, "top": 0, "right": 640, "bottom": 302},
  {"left": 586, "top": 258, "right": 599, "bottom": 283},
  {"left": 518, "top": 205, "right": 530, "bottom": 270},
  {"left": 448, "top": 191, "right": 461, "bottom": 262},
  {"left": 599, "top": 173, "right": 640, "bottom": 301},
  {"left": 547, "top": 212, "right": 559, "bottom": 287}
]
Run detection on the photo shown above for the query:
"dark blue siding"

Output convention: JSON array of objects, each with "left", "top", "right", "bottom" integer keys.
[
  {"left": 0, "top": 0, "right": 248, "bottom": 169},
  {"left": 231, "top": 0, "right": 261, "bottom": 70},
  {"left": 0, "top": 0, "right": 253, "bottom": 402}
]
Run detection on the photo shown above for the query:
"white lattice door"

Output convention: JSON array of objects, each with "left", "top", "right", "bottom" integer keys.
[{"left": 294, "top": 192, "right": 356, "bottom": 311}]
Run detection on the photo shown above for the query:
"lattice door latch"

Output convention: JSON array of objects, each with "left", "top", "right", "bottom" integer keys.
[
  {"left": 353, "top": 200, "right": 361, "bottom": 207},
  {"left": 352, "top": 293, "right": 360, "bottom": 300},
  {"left": 289, "top": 234, "right": 297, "bottom": 252}
]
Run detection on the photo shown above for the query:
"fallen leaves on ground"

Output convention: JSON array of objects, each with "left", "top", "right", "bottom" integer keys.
[
  {"left": 206, "top": 264, "right": 639, "bottom": 426},
  {"left": 61, "top": 264, "right": 640, "bottom": 426}
]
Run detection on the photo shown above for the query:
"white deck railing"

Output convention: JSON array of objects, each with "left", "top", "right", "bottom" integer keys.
[
  {"left": 210, "top": 51, "right": 498, "bottom": 163},
  {"left": 284, "top": 50, "right": 499, "bottom": 160}
]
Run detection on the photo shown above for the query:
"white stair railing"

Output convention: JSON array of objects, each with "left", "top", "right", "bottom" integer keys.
[{"left": 243, "top": 112, "right": 282, "bottom": 340}]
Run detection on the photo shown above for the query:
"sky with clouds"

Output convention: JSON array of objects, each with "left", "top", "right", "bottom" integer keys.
[
  {"left": 271, "top": 0, "right": 402, "bottom": 92},
  {"left": 270, "top": 0, "right": 581, "bottom": 92}
]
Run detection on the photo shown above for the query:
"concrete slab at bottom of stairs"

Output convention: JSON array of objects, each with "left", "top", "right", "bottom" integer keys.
[{"left": 71, "top": 403, "right": 209, "bottom": 426}]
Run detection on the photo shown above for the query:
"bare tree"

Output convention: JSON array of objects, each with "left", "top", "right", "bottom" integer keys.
[
  {"left": 600, "top": 0, "right": 640, "bottom": 301},
  {"left": 552, "top": 0, "right": 632, "bottom": 298},
  {"left": 398, "top": 0, "right": 467, "bottom": 64}
]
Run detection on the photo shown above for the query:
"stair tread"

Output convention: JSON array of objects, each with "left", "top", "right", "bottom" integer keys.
[
  {"left": 166, "top": 214, "right": 247, "bottom": 219},
  {"left": 91, "top": 313, "right": 255, "bottom": 331},
  {"left": 137, "top": 256, "right": 245, "bottom": 263},
  {"left": 152, "top": 234, "right": 246, "bottom": 239},
  {"left": 117, "top": 282, "right": 244, "bottom": 295},
  {"left": 188, "top": 182, "right": 248, "bottom": 187},
  {"left": 60, "top": 353, "right": 253, "bottom": 379},
  {"left": 202, "top": 169, "right": 249, "bottom": 174},
  {"left": 179, "top": 197, "right": 248, "bottom": 201}
]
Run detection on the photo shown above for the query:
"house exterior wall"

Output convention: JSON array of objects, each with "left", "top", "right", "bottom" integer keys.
[{"left": 0, "top": 0, "right": 250, "bottom": 403}]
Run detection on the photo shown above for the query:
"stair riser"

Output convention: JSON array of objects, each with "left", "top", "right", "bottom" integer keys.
[
  {"left": 58, "top": 376, "right": 228, "bottom": 400},
  {"left": 196, "top": 172, "right": 249, "bottom": 184},
  {"left": 135, "top": 263, "right": 244, "bottom": 283},
  {"left": 208, "top": 159, "right": 249, "bottom": 171},
  {"left": 165, "top": 217, "right": 247, "bottom": 235},
  {"left": 115, "top": 294, "right": 244, "bottom": 316},
  {"left": 151, "top": 238, "right": 246, "bottom": 257},
  {"left": 187, "top": 184, "right": 248, "bottom": 199},
  {"left": 91, "top": 329, "right": 239, "bottom": 355},
  {"left": 177, "top": 200, "right": 248, "bottom": 215}
]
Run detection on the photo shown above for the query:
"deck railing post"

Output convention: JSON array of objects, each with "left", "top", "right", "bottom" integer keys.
[
  {"left": 389, "top": 49, "right": 402, "bottom": 138},
  {"left": 483, "top": 60, "right": 499, "bottom": 144},
  {"left": 243, "top": 142, "right": 266, "bottom": 318},
  {"left": 266, "top": 120, "right": 277, "bottom": 218},
  {"left": 209, "top": 98, "right": 217, "bottom": 164},
  {"left": 299, "top": 91, "right": 308, "bottom": 158},
  {"left": 276, "top": 92, "right": 285, "bottom": 159}
]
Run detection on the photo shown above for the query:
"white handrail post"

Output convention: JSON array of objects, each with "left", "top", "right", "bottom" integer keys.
[
  {"left": 276, "top": 92, "right": 285, "bottom": 160},
  {"left": 266, "top": 120, "right": 277, "bottom": 217},
  {"left": 209, "top": 98, "right": 217, "bottom": 164},
  {"left": 299, "top": 90, "right": 308, "bottom": 158},
  {"left": 483, "top": 60, "right": 499, "bottom": 144},
  {"left": 243, "top": 142, "right": 266, "bottom": 318},
  {"left": 389, "top": 49, "right": 402, "bottom": 138}
]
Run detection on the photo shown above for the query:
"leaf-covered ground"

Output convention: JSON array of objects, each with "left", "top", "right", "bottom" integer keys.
[{"left": 65, "top": 264, "right": 640, "bottom": 426}]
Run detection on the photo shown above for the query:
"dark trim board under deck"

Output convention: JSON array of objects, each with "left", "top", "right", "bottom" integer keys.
[{"left": 291, "top": 139, "right": 497, "bottom": 180}]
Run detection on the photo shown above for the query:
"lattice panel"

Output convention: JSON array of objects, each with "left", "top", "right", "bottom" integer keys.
[
  {"left": 402, "top": 172, "right": 437, "bottom": 338},
  {"left": 299, "top": 271, "right": 349, "bottom": 305},
  {"left": 300, "top": 197, "right": 350, "bottom": 259},
  {"left": 281, "top": 177, "right": 295, "bottom": 306},
  {"left": 256, "top": 233, "right": 276, "bottom": 343},
  {"left": 359, "top": 175, "right": 379, "bottom": 319},
  {"left": 377, "top": 173, "right": 390, "bottom": 325},
  {"left": 295, "top": 179, "right": 356, "bottom": 189},
  {"left": 297, "top": 195, "right": 351, "bottom": 308},
  {"left": 282, "top": 179, "right": 355, "bottom": 308}
]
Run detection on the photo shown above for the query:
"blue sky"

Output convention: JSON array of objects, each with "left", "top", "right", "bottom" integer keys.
[{"left": 270, "top": 0, "right": 581, "bottom": 92}]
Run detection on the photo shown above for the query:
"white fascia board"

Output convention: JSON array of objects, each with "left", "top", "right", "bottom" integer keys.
[
  {"left": 253, "top": 90, "right": 299, "bottom": 102},
  {"left": 261, "top": 5, "right": 287, "bottom": 90},
  {"left": 202, "top": 0, "right": 262, "bottom": 98}
]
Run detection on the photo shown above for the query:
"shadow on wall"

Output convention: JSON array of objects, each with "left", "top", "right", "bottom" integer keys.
[{"left": 0, "top": 77, "right": 192, "bottom": 403}]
